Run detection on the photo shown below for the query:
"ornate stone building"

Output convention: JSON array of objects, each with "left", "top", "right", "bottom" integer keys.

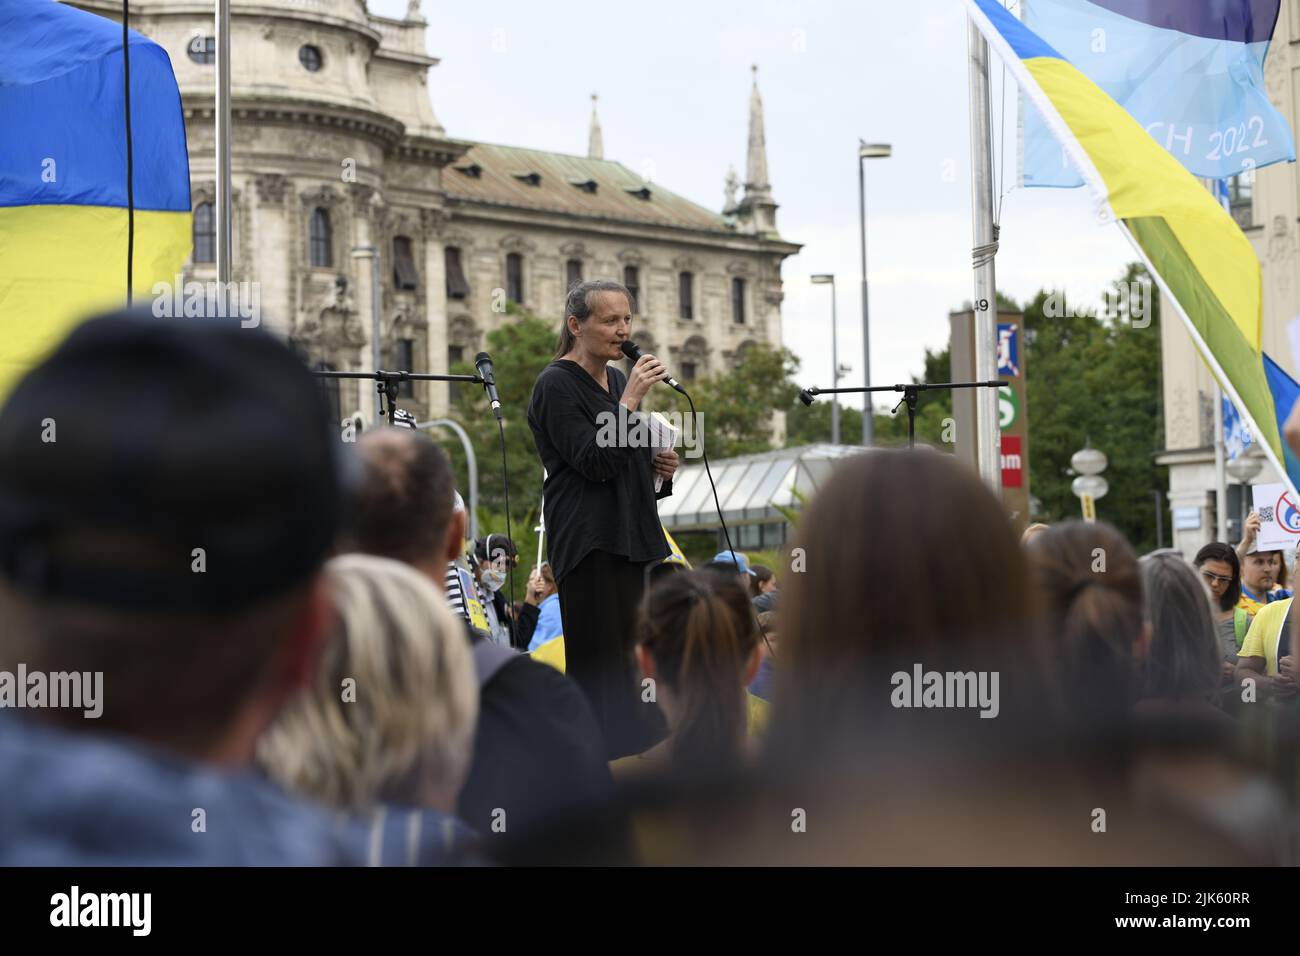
[
  {"left": 74, "top": 0, "right": 800, "bottom": 427},
  {"left": 1157, "top": 0, "right": 1300, "bottom": 552}
]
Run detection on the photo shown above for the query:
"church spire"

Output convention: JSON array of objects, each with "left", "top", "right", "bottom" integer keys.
[
  {"left": 744, "top": 65, "right": 770, "bottom": 196},
  {"left": 588, "top": 93, "right": 604, "bottom": 160},
  {"left": 739, "top": 65, "right": 778, "bottom": 236}
]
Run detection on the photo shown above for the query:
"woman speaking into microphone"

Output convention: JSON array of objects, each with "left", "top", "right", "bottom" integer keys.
[{"left": 527, "top": 279, "right": 680, "bottom": 759}]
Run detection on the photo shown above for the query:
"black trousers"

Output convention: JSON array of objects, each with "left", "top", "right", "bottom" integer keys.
[{"left": 558, "top": 549, "right": 667, "bottom": 760}]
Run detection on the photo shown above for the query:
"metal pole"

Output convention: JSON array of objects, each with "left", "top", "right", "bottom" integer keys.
[
  {"left": 858, "top": 154, "right": 873, "bottom": 446},
  {"left": 967, "top": 16, "right": 1002, "bottom": 493},
  {"left": 416, "top": 418, "right": 479, "bottom": 542},
  {"left": 371, "top": 248, "right": 382, "bottom": 420},
  {"left": 1214, "top": 383, "right": 1228, "bottom": 542},
  {"left": 215, "top": 0, "right": 232, "bottom": 284},
  {"left": 830, "top": 276, "right": 840, "bottom": 445},
  {"left": 1153, "top": 489, "right": 1165, "bottom": 549}
]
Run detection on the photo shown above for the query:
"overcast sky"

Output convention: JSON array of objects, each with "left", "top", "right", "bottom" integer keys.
[{"left": 372, "top": 0, "right": 1134, "bottom": 412}]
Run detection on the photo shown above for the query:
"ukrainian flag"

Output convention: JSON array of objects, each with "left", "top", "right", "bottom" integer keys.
[
  {"left": 1021, "top": 0, "right": 1294, "bottom": 186},
  {"left": 964, "top": 0, "right": 1296, "bottom": 496},
  {"left": 0, "top": 0, "right": 192, "bottom": 401}
]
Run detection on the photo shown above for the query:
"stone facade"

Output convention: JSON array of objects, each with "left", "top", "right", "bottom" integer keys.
[
  {"left": 1158, "top": 0, "right": 1300, "bottom": 553},
  {"left": 74, "top": 0, "right": 800, "bottom": 430}
]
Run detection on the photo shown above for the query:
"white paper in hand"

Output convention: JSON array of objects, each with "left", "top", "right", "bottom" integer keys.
[{"left": 646, "top": 412, "right": 679, "bottom": 493}]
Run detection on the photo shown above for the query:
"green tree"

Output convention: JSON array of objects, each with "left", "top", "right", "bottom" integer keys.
[
  {"left": 783, "top": 399, "right": 864, "bottom": 447},
  {"left": 650, "top": 342, "right": 801, "bottom": 459},
  {"left": 1022, "top": 262, "right": 1166, "bottom": 551},
  {"left": 438, "top": 304, "right": 555, "bottom": 602},
  {"left": 870, "top": 344, "right": 957, "bottom": 448}
]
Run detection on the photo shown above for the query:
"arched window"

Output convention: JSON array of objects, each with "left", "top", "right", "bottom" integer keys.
[
  {"left": 445, "top": 246, "right": 470, "bottom": 299},
  {"left": 393, "top": 236, "right": 418, "bottom": 290},
  {"left": 309, "top": 208, "right": 332, "bottom": 268},
  {"left": 731, "top": 277, "right": 747, "bottom": 324},
  {"left": 678, "top": 271, "right": 694, "bottom": 320},
  {"left": 187, "top": 36, "right": 216, "bottom": 65},
  {"left": 192, "top": 201, "right": 215, "bottom": 264},
  {"left": 506, "top": 253, "right": 524, "bottom": 304},
  {"left": 299, "top": 45, "right": 323, "bottom": 72},
  {"left": 623, "top": 265, "right": 640, "bottom": 313}
]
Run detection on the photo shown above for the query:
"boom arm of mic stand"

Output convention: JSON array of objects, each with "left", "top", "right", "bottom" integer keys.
[
  {"left": 312, "top": 369, "right": 485, "bottom": 426},
  {"left": 796, "top": 380, "right": 1005, "bottom": 449}
]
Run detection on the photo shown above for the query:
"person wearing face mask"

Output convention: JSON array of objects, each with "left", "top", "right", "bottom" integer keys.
[{"left": 473, "top": 534, "right": 520, "bottom": 648}]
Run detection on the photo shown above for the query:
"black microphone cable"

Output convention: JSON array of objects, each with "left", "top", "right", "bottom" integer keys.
[
  {"left": 623, "top": 340, "right": 775, "bottom": 661},
  {"left": 122, "top": 0, "right": 135, "bottom": 304},
  {"left": 476, "top": 352, "right": 517, "bottom": 645}
]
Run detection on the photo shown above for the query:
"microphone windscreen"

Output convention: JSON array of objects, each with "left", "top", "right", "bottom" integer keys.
[
  {"left": 799, "top": 388, "right": 816, "bottom": 407},
  {"left": 619, "top": 340, "right": 642, "bottom": 362}
]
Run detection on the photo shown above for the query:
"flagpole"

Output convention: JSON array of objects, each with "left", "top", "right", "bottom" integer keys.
[
  {"left": 215, "top": 0, "right": 232, "bottom": 284},
  {"left": 1209, "top": 180, "right": 1230, "bottom": 543},
  {"left": 1214, "top": 382, "right": 1229, "bottom": 541},
  {"left": 967, "top": 15, "right": 1003, "bottom": 492}
]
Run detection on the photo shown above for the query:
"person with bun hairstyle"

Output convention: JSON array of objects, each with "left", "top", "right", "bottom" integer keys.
[
  {"left": 1025, "top": 521, "right": 1147, "bottom": 730},
  {"left": 613, "top": 569, "right": 763, "bottom": 777}
]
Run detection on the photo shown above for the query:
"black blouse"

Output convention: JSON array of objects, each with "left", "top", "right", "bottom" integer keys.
[{"left": 526, "top": 360, "right": 672, "bottom": 584}]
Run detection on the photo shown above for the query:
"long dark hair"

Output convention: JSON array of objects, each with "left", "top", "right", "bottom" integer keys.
[
  {"left": 1139, "top": 552, "right": 1222, "bottom": 703},
  {"left": 635, "top": 569, "right": 759, "bottom": 773},
  {"left": 553, "top": 279, "right": 635, "bottom": 360},
  {"left": 1027, "top": 521, "right": 1142, "bottom": 726},
  {"left": 1193, "top": 542, "right": 1241, "bottom": 612},
  {"left": 768, "top": 449, "right": 1052, "bottom": 765}
]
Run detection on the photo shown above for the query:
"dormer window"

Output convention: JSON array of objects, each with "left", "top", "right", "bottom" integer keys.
[
  {"left": 625, "top": 186, "right": 651, "bottom": 201},
  {"left": 455, "top": 163, "right": 483, "bottom": 179},
  {"left": 299, "top": 45, "right": 323, "bottom": 72},
  {"left": 187, "top": 36, "right": 216, "bottom": 65},
  {"left": 569, "top": 178, "right": 598, "bottom": 194},
  {"left": 512, "top": 172, "right": 541, "bottom": 186}
]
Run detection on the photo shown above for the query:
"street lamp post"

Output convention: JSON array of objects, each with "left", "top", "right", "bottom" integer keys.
[
  {"left": 416, "top": 418, "right": 479, "bottom": 542},
  {"left": 1226, "top": 444, "right": 1265, "bottom": 538},
  {"left": 1070, "top": 444, "right": 1109, "bottom": 523},
  {"left": 858, "top": 141, "right": 892, "bottom": 447},
  {"left": 811, "top": 274, "right": 839, "bottom": 444}
]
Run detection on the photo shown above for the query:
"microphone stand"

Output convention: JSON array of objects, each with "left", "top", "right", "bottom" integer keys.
[
  {"left": 799, "top": 380, "right": 1004, "bottom": 449},
  {"left": 317, "top": 367, "right": 524, "bottom": 645},
  {"left": 313, "top": 369, "right": 482, "bottom": 426}
]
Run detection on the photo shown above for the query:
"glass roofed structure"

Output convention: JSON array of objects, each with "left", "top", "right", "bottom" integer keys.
[{"left": 657, "top": 443, "right": 866, "bottom": 549}]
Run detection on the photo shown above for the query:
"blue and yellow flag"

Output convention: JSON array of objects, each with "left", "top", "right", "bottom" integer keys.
[
  {"left": 1021, "top": 0, "right": 1295, "bottom": 186},
  {"left": 0, "top": 0, "right": 192, "bottom": 400},
  {"left": 963, "top": 0, "right": 1296, "bottom": 498},
  {"left": 1263, "top": 354, "right": 1300, "bottom": 489}
]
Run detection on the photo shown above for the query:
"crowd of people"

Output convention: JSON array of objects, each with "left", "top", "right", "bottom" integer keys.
[{"left": 1, "top": 307, "right": 1299, "bottom": 865}]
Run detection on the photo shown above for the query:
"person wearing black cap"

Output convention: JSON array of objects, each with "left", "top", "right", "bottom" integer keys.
[
  {"left": 527, "top": 279, "right": 679, "bottom": 760},
  {"left": 0, "top": 308, "right": 358, "bottom": 865}
]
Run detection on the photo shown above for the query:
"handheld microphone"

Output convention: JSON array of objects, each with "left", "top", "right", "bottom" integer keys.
[
  {"left": 475, "top": 352, "right": 503, "bottom": 421},
  {"left": 620, "top": 340, "right": 687, "bottom": 395}
]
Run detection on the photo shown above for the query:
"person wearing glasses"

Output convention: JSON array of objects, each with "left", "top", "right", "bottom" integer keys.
[{"left": 1194, "top": 543, "right": 1249, "bottom": 671}]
